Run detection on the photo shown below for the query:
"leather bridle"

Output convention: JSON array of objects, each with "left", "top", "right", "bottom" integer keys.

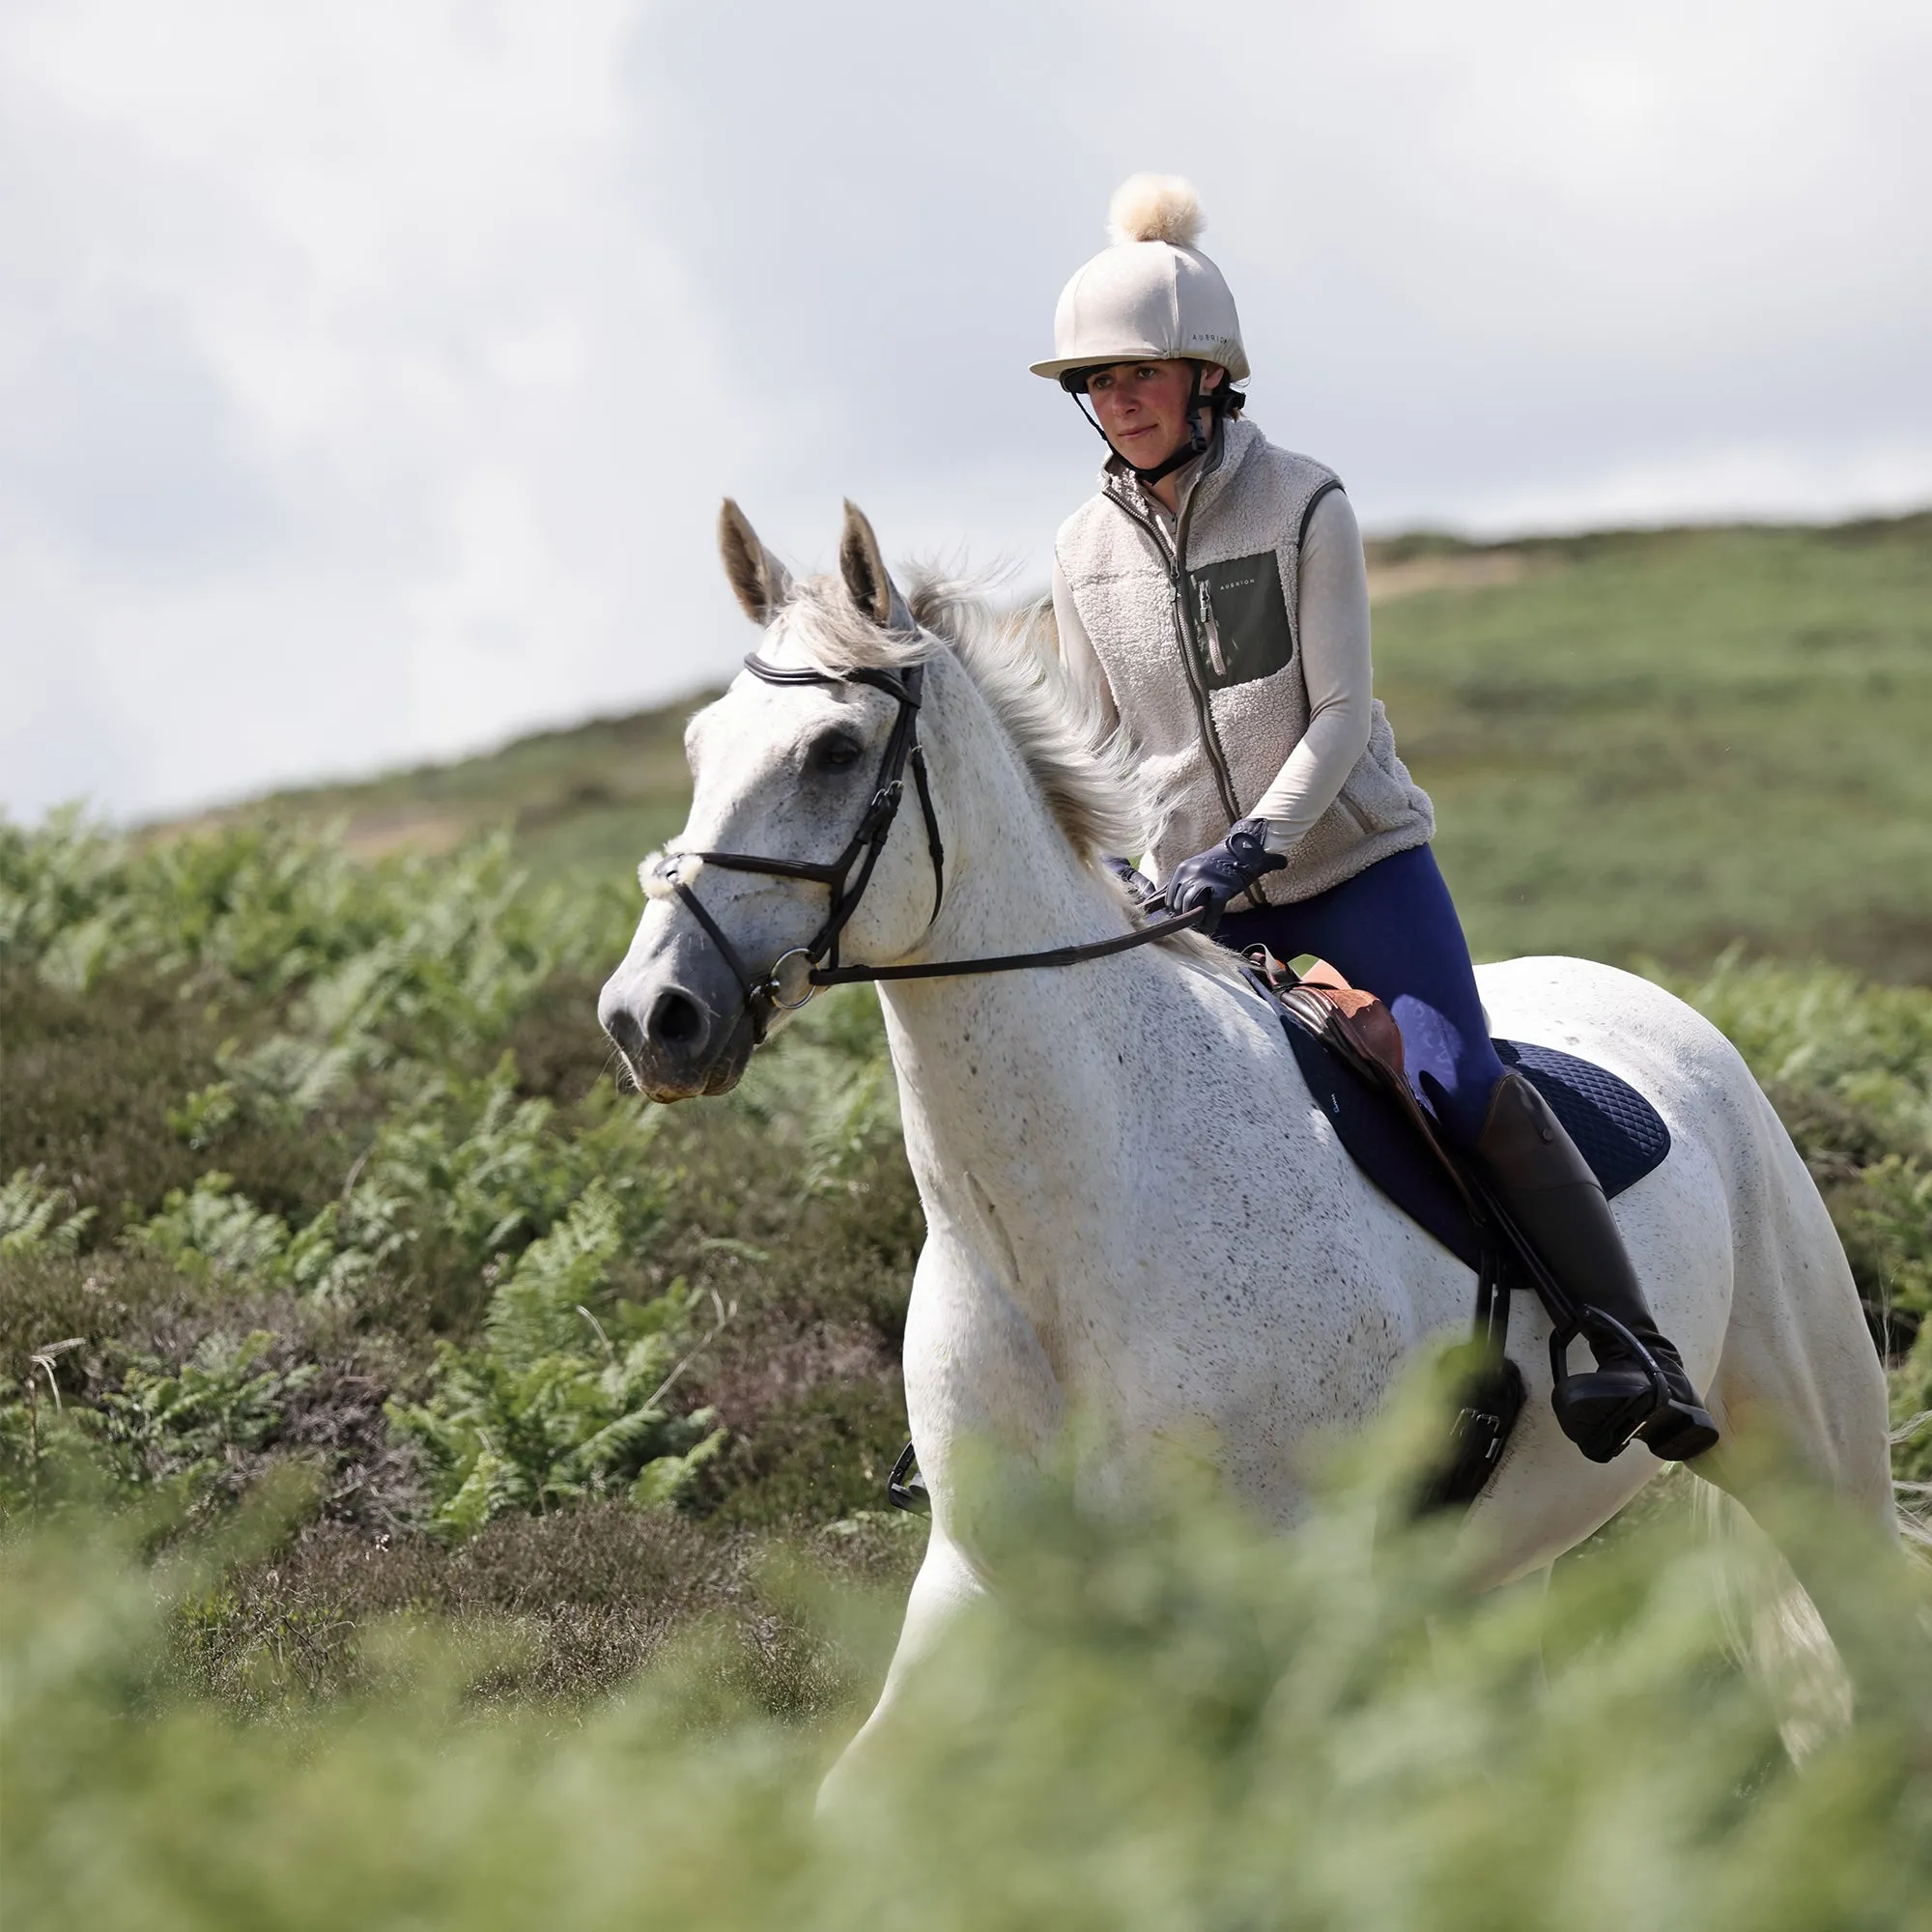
[
  {"left": 645, "top": 653, "right": 945, "bottom": 1041},
  {"left": 644, "top": 650, "right": 1208, "bottom": 1044}
]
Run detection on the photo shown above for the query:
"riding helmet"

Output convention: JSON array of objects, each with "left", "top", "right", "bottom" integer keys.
[{"left": 1029, "top": 174, "right": 1249, "bottom": 387}]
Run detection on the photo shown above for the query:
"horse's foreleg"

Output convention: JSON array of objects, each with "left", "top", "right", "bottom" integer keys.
[{"left": 816, "top": 1522, "right": 987, "bottom": 1815}]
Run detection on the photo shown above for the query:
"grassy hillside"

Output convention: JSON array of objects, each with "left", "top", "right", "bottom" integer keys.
[
  {"left": 185, "top": 513, "right": 1932, "bottom": 977},
  {"left": 1374, "top": 516, "right": 1932, "bottom": 977},
  {"left": 180, "top": 699, "right": 707, "bottom": 882}
]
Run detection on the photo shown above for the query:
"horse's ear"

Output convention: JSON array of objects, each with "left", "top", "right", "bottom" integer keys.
[
  {"left": 838, "top": 499, "right": 912, "bottom": 631},
  {"left": 718, "top": 498, "right": 791, "bottom": 626}
]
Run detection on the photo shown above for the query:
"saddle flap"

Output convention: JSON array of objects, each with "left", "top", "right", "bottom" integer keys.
[
  {"left": 1287, "top": 980, "right": 1407, "bottom": 1086},
  {"left": 1244, "top": 949, "right": 1410, "bottom": 1093}
]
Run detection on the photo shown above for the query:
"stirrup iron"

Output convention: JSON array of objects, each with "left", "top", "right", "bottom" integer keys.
[{"left": 1548, "top": 1309, "right": 1669, "bottom": 1463}]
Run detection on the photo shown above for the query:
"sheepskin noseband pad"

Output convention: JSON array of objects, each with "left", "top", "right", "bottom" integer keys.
[{"left": 639, "top": 850, "right": 704, "bottom": 900}]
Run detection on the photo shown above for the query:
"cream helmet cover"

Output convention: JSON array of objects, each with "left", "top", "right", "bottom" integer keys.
[{"left": 1030, "top": 175, "right": 1249, "bottom": 384}]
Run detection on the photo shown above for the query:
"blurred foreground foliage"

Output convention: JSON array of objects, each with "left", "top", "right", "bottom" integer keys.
[{"left": 5, "top": 1406, "right": 1932, "bottom": 1931}]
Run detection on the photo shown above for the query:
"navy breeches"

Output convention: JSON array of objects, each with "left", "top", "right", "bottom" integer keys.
[{"left": 1216, "top": 843, "right": 1508, "bottom": 1149}]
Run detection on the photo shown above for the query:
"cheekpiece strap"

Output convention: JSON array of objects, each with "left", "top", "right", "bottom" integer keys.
[{"left": 667, "top": 654, "right": 940, "bottom": 1021}]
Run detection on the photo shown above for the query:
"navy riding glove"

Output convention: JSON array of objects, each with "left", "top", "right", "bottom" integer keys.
[{"left": 1163, "top": 818, "right": 1288, "bottom": 931}]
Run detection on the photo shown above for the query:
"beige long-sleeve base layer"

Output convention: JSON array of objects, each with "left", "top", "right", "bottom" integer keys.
[{"left": 1050, "top": 484, "right": 1373, "bottom": 860}]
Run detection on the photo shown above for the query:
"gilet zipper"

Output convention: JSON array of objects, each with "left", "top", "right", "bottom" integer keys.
[{"left": 1102, "top": 475, "right": 1243, "bottom": 828}]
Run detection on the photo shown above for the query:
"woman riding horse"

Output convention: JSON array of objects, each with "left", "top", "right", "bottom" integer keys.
[{"left": 1035, "top": 175, "right": 1716, "bottom": 1465}]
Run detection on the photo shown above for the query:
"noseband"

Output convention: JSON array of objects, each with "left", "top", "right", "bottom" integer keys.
[{"left": 645, "top": 650, "right": 1208, "bottom": 1044}]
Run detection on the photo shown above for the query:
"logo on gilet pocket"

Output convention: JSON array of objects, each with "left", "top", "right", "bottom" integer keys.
[{"left": 1186, "top": 551, "right": 1292, "bottom": 691}]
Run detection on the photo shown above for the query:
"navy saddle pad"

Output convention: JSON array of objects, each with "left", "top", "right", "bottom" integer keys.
[{"left": 1284, "top": 1029, "right": 1670, "bottom": 1271}]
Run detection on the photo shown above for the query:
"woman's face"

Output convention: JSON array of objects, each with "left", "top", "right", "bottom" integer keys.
[{"left": 1085, "top": 359, "right": 1222, "bottom": 469}]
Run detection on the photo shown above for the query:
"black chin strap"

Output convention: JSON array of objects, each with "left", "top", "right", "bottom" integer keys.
[{"left": 1062, "top": 361, "right": 1228, "bottom": 488}]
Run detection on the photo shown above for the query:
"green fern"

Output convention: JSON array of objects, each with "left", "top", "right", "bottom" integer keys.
[
  {"left": 126, "top": 1175, "right": 295, "bottom": 1286},
  {"left": 391, "top": 1187, "right": 725, "bottom": 1538},
  {"left": 0, "top": 1170, "right": 98, "bottom": 1259},
  {"left": 86, "top": 1331, "right": 315, "bottom": 1497}
]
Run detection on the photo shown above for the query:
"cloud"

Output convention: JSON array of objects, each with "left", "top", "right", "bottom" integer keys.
[{"left": 1, "top": 0, "right": 1927, "bottom": 822}]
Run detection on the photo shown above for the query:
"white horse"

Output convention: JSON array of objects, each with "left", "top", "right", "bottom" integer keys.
[{"left": 598, "top": 501, "right": 1894, "bottom": 1788}]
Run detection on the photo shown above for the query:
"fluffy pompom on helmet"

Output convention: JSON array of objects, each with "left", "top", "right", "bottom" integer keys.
[
  {"left": 1106, "top": 174, "right": 1205, "bottom": 249},
  {"left": 1030, "top": 174, "right": 1247, "bottom": 384}
]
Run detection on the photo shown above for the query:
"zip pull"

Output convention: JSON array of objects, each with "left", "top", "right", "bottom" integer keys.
[{"left": 1198, "top": 581, "right": 1227, "bottom": 678}]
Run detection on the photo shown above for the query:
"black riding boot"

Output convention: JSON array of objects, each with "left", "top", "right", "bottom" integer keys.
[{"left": 1475, "top": 1071, "right": 1719, "bottom": 1463}]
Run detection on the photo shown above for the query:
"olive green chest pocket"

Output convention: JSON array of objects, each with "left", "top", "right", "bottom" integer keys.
[{"left": 1186, "top": 551, "right": 1293, "bottom": 691}]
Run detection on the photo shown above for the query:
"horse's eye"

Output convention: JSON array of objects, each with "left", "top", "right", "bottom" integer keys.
[{"left": 811, "top": 731, "right": 863, "bottom": 772}]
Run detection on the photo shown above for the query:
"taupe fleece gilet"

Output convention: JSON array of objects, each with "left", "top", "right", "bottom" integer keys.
[{"left": 1053, "top": 417, "right": 1434, "bottom": 909}]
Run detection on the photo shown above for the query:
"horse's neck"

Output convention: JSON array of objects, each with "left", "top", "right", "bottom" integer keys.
[{"left": 874, "top": 672, "right": 1210, "bottom": 1270}]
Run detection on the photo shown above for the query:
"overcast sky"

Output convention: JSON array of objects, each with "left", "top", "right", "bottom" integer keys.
[{"left": 4, "top": 0, "right": 1928, "bottom": 823}]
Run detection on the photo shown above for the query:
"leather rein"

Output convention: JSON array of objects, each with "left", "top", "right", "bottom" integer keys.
[{"left": 645, "top": 651, "right": 1208, "bottom": 1039}]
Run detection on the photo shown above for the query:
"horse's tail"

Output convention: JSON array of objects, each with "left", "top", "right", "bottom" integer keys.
[
  {"left": 1707, "top": 1066, "right": 1897, "bottom": 1531},
  {"left": 1692, "top": 1479, "right": 1853, "bottom": 1761}
]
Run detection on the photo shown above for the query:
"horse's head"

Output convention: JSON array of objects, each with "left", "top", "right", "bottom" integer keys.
[{"left": 598, "top": 500, "right": 949, "bottom": 1101}]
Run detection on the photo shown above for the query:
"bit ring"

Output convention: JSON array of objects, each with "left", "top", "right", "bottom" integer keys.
[{"left": 764, "top": 948, "right": 817, "bottom": 1010}]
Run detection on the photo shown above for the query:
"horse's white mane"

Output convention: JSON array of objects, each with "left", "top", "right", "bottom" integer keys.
[
  {"left": 777, "top": 569, "right": 1144, "bottom": 863},
  {"left": 774, "top": 567, "right": 1234, "bottom": 977}
]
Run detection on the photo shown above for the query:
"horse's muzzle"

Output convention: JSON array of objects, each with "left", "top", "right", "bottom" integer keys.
[{"left": 597, "top": 964, "right": 756, "bottom": 1101}]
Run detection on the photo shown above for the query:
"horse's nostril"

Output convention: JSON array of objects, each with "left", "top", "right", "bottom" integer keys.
[
  {"left": 604, "top": 1005, "right": 646, "bottom": 1062},
  {"left": 650, "top": 989, "right": 705, "bottom": 1048}
]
